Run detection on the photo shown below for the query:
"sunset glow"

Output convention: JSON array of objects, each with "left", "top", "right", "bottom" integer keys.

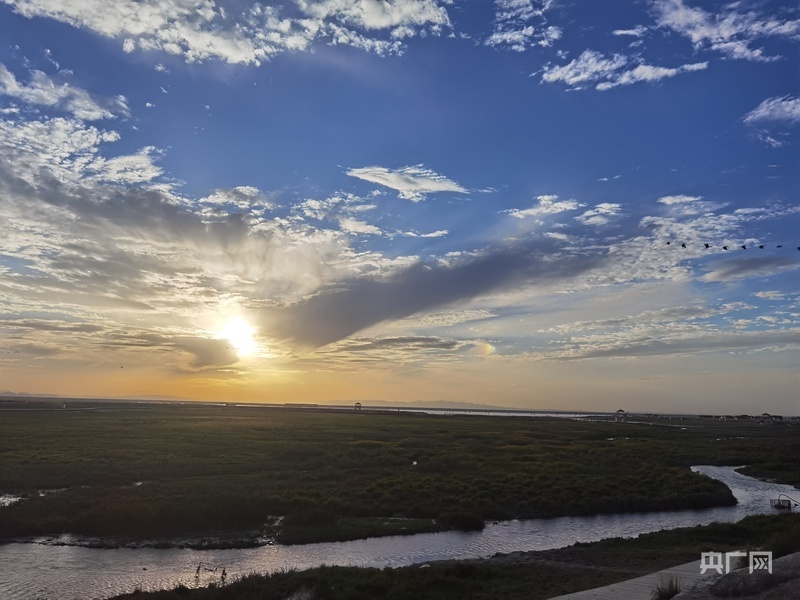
[
  {"left": 0, "top": 1, "right": 797, "bottom": 414},
  {"left": 218, "top": 318, "right": 258, "bottom": 357}
]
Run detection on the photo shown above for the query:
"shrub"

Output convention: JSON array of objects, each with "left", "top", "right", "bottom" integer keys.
[{"left": 650, "top": 575, "right": 681, "bottom": 600}]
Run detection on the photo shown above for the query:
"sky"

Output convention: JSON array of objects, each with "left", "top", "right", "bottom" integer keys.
[{"left": 0, "top": 0, "right": 798, "bottom": 414}]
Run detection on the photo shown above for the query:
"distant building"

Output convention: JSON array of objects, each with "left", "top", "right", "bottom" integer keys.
[
  {"left": 615, "top": 409, "right": 628, "bottom": 423},
  {"left": 354, "top": 402, "right": 362, "bottom": 411}
]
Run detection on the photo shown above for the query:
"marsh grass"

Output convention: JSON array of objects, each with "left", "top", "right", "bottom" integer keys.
[
  {"left": 650, "top": 575, "right": 681, "bottom": 600},
  {"left": 0, "top": 401, "right": 797, "bottom": 543}
]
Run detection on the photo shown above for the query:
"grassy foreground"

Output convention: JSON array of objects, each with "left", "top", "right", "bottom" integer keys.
[
  {"left": 0, "top": 399, "right": 798, "bottom": 545},
  {"left": 112, "top": 513, "right": 800, "bottom": 600}
]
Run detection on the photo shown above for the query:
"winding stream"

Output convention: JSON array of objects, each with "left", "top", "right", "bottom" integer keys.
[{"left": 1, "top": 466, "right": 796, "bottom": 600}]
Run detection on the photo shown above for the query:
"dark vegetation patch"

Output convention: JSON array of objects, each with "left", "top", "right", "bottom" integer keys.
[{"left": 0, "top": 401, "right": 797, "bottom": 544}]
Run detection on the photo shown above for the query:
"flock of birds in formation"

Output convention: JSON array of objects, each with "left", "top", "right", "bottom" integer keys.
[{"left": 665, "top": 242, "right": 800, "bottom": 250}]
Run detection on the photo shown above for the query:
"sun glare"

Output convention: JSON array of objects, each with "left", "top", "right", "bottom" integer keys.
[{"left": 219, "top": 318, "right": 258, "bottom": 356}]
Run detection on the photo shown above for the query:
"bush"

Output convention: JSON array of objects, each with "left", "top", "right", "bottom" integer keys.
[{"left": 650, "top": 575, "right": 681, "bottom": 600}]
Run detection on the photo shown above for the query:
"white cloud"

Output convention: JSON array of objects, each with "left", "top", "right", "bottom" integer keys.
[
  {"left": 754, "top": 291, "right": 787, "bottom": 300},
  {"left": 541, "top": 49, "right": 706, "bottom": 91},
  {"left": 201, "top": 186, "right": 274, "bottom": 212},
  {"left": 612, "top": 25, "right": 648, "bottom": 37},
  {"left": 338, "top": 216, "right": 382, "bottom": 236},
  {"left": 0, "top": 63, "right": 129, "bottom": 120},
  {"left": 296, "top": 0, "right": 450, "bottom": 31},
  {"left": 484, "top": 0, "right": 561, "bottom": 51},
  {"left": 486, "top": 24, "right": 561, "bottom": 51},
  {"left": 743, "top": 95, "right": 800, "bottom": 125},
  {"left": 419, "top": 229, "right": 448, "bottom": 238},
  {"left": 505, "top": 194, "right": 583, "bottom": 218},
  {"left": 541, "top": 50, "right": 628, "bottom": 88},
  {"left": 658, "top": 194, "right": 701, "bottom": 205},
  {"left": 90, "top": 146, "right": 164, "bottom": 184},
  {"left": 653, "top": 0, "right": 800, "bottom": 62},
  {"left": 400, "top": 229, "right": 449, "bottom": 238},
  {"left": 347, "top": 165, "right": 467, "bottom": 202},
  {"left": 575, "top": 203, "right": 621, "bottom": 226},
  {"left": 0, "top": 115, "right": 171, "bottom": 192},
  {"left": 4, "top": 0, "right": 453, "bottom": 65},
  {"left": 295, "top": 191, "right": 378, "bottom": 221},
  {"left": 595, "top": 61, "right": 707, "bottom": 91}
]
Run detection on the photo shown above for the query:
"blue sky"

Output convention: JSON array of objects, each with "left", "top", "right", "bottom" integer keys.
[{"left": 0, "top": 0, "right": 798, "bottom": 413}]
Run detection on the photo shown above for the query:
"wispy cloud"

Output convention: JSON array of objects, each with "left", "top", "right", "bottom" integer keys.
[
  {"left": 612, "top": 25, "right": 648, "bottom": 37},
  {"left": 338, "top": 216, "right": 383, "bottom": 236},
  {"left": 658, "top": 194, "right": 701, "bottom": 205},
  {"left": 653, "top": 0, "right": 800, "bottom": 62},
  {"left": 575, "top": 203, "right": 621, "bottom": 226},
  {"left": 347, "top": 165, "right": 467, "bottom": 202},
  {"left": 546, "top": 328, "right": 800, "bottom": 360},
  {"left": 4, "top": 0, "right": 453, "bottom": 64},
  {"left": 505, "top": 194, "right": 583, "bottom": 218},
  {"left": 540, "top": 49, "right": 706, "bottom": 91},
  {"left": 743, "top": 95, "right": 800, "bottom": 125},
  {"left": 0, "top": 63, "right": 129, "bottom": 120}
]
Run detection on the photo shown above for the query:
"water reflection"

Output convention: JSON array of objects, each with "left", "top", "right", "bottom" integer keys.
[{"left": 1, "top": 466, "right": 796, "bottom": 600}]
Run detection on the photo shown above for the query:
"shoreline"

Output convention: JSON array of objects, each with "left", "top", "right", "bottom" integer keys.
[
  {"left": 0, "top": 490, "right": 746, "bottom": 551},
  {"left": 107, "top": 513, "right": 800, "bottom": 600}
]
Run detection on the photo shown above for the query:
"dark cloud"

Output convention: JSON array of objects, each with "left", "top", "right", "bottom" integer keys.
[
  {"left": 703, "top": 256, "right": 800, "bottom": 282},
  {"left": 99, "top": 332, "right": 238, "bottom": 369},
  {"left": 264, "top": 239, "right": 606, "bottom": 348},
  {"left": 172, "top": 336, "right": 239, "bottom": 369}
]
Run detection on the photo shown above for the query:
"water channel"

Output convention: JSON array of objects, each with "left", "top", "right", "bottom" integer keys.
[{"left": 1, "top": 466, "right": 797, "bottom": 600}]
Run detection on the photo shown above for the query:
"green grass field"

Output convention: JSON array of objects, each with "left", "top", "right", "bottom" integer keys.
[{"left": 0, "top": 399, "right": 798, "bottom": 544}]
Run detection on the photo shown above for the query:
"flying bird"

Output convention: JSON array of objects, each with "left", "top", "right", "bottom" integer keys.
[
  {"left": 704, "top": 243, "right": 710, "bottom": 249},
  {"left": 681, "top": 243, "right": 686, "bottom": 248},
  {"left": 741, "top": 245, "right": 747, "bottom": 250},
  {"left": 759, "top": 245, "right": 764, "bottom": 249},
  {"left": 722, "top": 246, "right": 728, "bottom": 250}
]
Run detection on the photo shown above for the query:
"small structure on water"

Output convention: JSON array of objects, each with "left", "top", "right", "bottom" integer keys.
[
  {"left": 770, "top": 494, "right": 799, "bottom": 510},
  {"left": 614, "top": 409, "right": 627, "bottom": 423},
  {"left": 354, "top": 402, "right": 362, "bottom": 411}
]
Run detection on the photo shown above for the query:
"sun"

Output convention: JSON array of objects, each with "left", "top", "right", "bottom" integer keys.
[{"left": 219, "top": 318, "right": 258, "bottom": 356}]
